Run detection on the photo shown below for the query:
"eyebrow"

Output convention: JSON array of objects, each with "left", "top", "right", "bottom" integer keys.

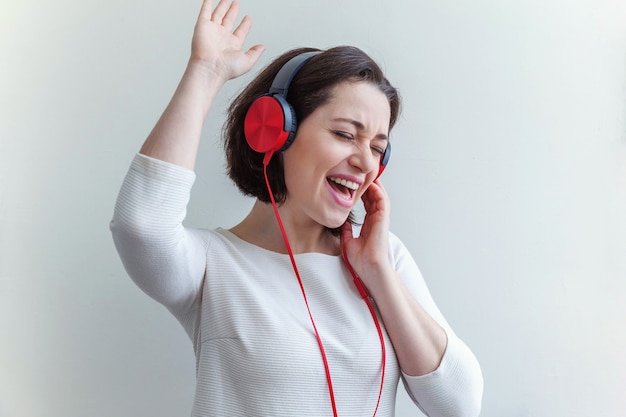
[{"left": 332, "top": 118, "right": 389, "bottom": 141}]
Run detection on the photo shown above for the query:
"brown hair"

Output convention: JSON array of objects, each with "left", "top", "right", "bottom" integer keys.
[{"left": 223, "top": 45, "right": 401, "bottom": 204}]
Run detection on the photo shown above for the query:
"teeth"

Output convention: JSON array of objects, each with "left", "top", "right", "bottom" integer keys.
[{"left": 329, "top": 176, "right": 359, "bottom": 191}]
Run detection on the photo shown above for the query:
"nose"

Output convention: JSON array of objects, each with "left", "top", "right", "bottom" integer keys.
[{"left": 348, "top": 142, "right": 379, "bottom": 175}]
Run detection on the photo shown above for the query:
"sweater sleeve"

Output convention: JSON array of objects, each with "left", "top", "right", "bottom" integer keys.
[
  {"left": 109, "top": 153, "right": 208, "bottom": 316},
  {"left": 389, "top": 233, "right": 484, "bottom": 417}
]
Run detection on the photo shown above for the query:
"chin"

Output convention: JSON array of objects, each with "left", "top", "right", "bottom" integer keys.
[{"left": 323, "top": 214, "right": 351, "bottom": 231}]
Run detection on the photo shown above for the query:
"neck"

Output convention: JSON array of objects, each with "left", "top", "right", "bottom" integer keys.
[{"left": 229, "top": 200, "right": 340, "bottom": 255}]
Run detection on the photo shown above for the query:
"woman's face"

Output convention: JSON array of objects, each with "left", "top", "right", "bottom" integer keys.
[{"left": 281, "top": 81, "right": 391, "bottom": 229}]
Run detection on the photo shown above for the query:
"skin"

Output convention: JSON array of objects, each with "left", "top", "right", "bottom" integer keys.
[{"left": 139, "top": 0, "right": 447, "bottom": 377}]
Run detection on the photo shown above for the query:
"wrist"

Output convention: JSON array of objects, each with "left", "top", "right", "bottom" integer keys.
[
  {"left": 184, "top": 59, "right": 229, "bottom": 92},
  {"left": 359, "top": 260, "right": 395, "bottom": 291},
  {"left": 172, "top": 60, "right": 228, "bottom": 118}
]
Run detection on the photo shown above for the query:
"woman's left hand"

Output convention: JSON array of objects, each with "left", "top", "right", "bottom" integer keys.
[
  {"left": 341, "top": 179, "right": 393, "bottom": 289},
  {"left": 343, "top": 180, "right": 451, "bottom": 379}
]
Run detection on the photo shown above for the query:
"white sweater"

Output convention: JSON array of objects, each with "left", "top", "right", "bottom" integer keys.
[{"left": 110, "top": 153, "right": 483, "bottom": 417}]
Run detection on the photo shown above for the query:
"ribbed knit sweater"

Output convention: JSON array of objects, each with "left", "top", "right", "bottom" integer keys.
[{"left": 110, "top": 153, "right": 483, "bottom": 417}]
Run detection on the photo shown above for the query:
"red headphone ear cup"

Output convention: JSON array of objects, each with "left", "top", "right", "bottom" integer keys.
[
  {"left": 376, "top": 141, "right": 391, "bottom": 179},
  {"left": 244, "top": 95, "right": 296, "bottom": 154}
]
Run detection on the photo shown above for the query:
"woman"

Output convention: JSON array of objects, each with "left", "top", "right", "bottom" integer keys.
[{"left": 110, "top": 0, "right": 483, "bottom": 416}]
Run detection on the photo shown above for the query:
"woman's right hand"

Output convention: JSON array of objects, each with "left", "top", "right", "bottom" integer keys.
[
  {"left": 139, "top": 0, "right": 263, "bottom": 169},
  {"left": 190, "top": 0, "right": 265, "bottom": 83}
]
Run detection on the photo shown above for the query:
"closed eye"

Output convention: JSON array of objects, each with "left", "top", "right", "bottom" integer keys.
[
  {"left": 334, "top": 130, "right": 385, "bottom": 156},
  {"left": 333, "top": 130, "right": 354, "bottom": 140}
]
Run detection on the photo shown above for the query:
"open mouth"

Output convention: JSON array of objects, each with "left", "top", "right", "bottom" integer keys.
[{"left": 327, "top": 176, "right": 359, "bottom": 200}]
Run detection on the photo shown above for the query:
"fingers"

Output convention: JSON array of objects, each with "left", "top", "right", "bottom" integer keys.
[
  {"left": 362, "top": 181, "right": 383, "bottom": 207},
  {"left": 232, "top": 14, "right": 253, "bottom": 40},
  {"left": 220, "top": 1, "right": 240, "bottom": 31},
  {"left": 360, "top": 181, "right": 391, "bottom": 225},
  {"left": 201, "top": 0, "right": 254, "bottom": 45},
  {"left": 198, "top": 0, "right": 214, "bottom": 20},
  {"left": 210, "top": 0, "right": 237, "bottom": 26},
  {"left": 235, "top": 16, "right": 266, "bottom": 62},
  {"left": 245, "top": 43, "right": 266, "bottom": 63}
]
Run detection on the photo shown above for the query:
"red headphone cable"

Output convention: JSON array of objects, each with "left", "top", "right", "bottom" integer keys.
[
  {"left": 261, "top": 152, "right": 386, "bottom": 417},
  {"left": 341, "top": 242, "right": 387, "bottom": 416},
  {"left": 263, "top": 153, "right": 338, "bottom": 416}
]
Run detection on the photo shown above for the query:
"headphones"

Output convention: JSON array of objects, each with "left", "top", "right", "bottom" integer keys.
[{"left": 243, "top": 51, "right": 391, "bottom": 178}]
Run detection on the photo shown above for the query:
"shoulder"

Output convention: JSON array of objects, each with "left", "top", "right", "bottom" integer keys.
[
  {"left": 387, "top": 230, "right": 411, "bottom": 259},
  {"left": 386, "top": 230, "right": 426, "bottom": 282}
]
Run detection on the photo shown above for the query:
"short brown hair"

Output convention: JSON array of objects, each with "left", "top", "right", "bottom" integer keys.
[{"left": 223, "top": 45, "right": 401, "bottom": 204}]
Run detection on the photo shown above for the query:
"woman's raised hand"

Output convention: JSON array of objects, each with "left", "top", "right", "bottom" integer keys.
[
  {"left": 138, "top": 0, "right": 264, "bottom": 169},
  {"left": 190, "top": 0, "right": 265, "bottom": 83}
]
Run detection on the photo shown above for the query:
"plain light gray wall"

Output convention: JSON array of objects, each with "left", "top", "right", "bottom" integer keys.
[{"left": 1, "top": 0, "right": 625, "bottom": 416}]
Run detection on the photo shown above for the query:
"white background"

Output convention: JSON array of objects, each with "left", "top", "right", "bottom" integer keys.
[{"left": 1, "top": 0, "right": 625, "bottom": 416}]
